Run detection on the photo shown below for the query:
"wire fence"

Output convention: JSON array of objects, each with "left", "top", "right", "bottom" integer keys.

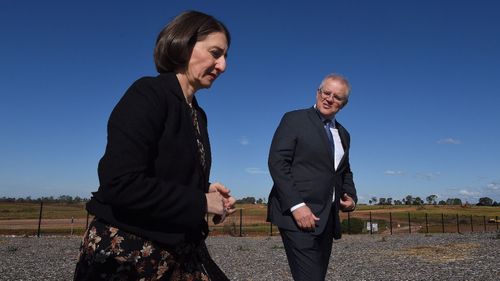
[
  {"left": 0, "top": 202, "right": 499, "bottom": 237},
  {"left": 209, "top": 209, "right": 500, "bottom": 236}
]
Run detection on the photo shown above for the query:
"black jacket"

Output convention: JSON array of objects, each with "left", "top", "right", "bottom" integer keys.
[
  {"left": 87, "top": 72, "right": 211, "bottom": 246},
  {"left": 267, "top": 107, "right": 357, "bottom": 239}
]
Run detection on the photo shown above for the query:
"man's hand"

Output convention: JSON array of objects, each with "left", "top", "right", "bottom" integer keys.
[
  {"left": 340, "top": 193, "right": 355, "bottom": 212},
  {"left": 292, "top": 205, "right": 320, "bottom": 231}
]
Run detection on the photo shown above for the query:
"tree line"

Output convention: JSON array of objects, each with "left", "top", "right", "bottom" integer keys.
[
  {"left": 0, "top": 195, "right": 88, "bottom": 203},
  {"left": 0, "top": 195, "right": 498, "bottom": 207},
  {"left": 234, "top": 195, "right": 499, "bottom": 206},
  {"left": 368, "top": 195, "right": 498, "bottom": 206}
]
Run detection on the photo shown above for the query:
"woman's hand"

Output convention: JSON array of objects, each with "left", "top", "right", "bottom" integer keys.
[
  {"left": 208, "top": 182, "right": 236, "bottom": 224},
  {"left": 206, "top": 191, "right": 225, "bottom": 215}
]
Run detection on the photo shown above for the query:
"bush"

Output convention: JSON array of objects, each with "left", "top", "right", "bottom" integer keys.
[{"left": 341, "top": 217, "right": 364, "bottom": 234}]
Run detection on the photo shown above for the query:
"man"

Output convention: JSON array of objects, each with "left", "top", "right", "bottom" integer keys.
[{"left": 267, "top": 74, "right": 357, "bottom": 281}]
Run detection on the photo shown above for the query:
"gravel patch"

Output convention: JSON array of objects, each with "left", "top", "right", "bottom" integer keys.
[{"left": 1, "top": 232, "right": 499, "bottom": 280}]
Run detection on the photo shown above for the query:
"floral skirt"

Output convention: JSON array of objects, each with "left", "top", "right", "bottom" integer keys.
[{"left": 74, "top": 218, "right": 229, "bottom": 281}]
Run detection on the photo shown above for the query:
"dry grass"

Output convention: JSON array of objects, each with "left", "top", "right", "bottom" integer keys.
[{"left": 395, "top": 242, "right": 481, "bottom": 263}]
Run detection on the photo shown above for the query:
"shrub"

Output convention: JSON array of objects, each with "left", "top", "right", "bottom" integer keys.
[{"left": 341, "top": 217, "right": 364, "bottom": 234}]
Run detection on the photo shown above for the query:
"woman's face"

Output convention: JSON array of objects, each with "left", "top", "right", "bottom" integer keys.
[{"left": 185, "top": 32, "right": 228, "bottom": 90}]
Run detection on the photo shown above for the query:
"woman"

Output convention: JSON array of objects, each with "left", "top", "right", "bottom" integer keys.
[{"left": 74, "top": 11, "right": 235, "bottom": 281}]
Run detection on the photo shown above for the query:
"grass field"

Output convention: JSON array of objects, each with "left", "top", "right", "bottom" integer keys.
[{"left": 0, "top": 202, "right": 498, "bottom": 236}]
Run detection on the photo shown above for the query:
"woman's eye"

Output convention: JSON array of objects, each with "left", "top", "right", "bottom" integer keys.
[{"left": 210, "top": 50, "right": 222, "bottom": 58}]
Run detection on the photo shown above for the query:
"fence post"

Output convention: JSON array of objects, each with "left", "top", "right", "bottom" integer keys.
[
  {"left": 425, "top": 213, "right": 429, "bottom": 233},
  {"left": 470, "top": 215, "right": 474, "bottom": 233},
  {"left": 37, "top": 201, "right": 43, "bottom": 238},
  {"left": 347, "top": 212, "right": 351, "bottom": 234},
  {"left": 456, "top": 214, "right": 460, "bottom": 234},
  {"left": 389, "top": 212, "right": 393, "bottom": 235},
  {"left": 441, "top": 213, "right": 445, "bottom": 233},
  {"left": 239, "top": 208, "right": 243, "bottom": 237},
  {"left": 369, "top": 211, "right": 373, "bottom": 235},
  {"left": 408, "top": 212, "right": 411, "bottom": 234},
  {"left": 71, "top": 217, "right": 74, "bottom": 236}
]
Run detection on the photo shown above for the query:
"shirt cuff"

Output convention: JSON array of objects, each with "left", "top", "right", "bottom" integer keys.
[{"left": 290, "top": 202, "right": 306, "bottom": 212}]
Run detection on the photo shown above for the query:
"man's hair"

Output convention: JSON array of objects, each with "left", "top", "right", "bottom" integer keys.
[
  {"left": 154, "top": 10, "right": 231, "bottom": 73},
  {"left": 319, "top": 74, "right": 351, "bottom": 96}
]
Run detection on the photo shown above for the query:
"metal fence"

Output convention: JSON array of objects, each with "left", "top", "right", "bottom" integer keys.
[
  {"left": 1, "top": 202, "right": 499, "bottom": 237},
  {"left": 209, "top": 209, "right": 500, "bottom": 236}
]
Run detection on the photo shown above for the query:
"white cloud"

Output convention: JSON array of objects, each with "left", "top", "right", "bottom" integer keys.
[
  {"left": 486, "top": 182, "right": 500, "bottom": 190},
  {"left": 245, "top": 167, "right": 269, "bottom": 175},
  {"left": 384, "top": 170, "right": 405, "bottom": 176},
  {"left": 459, "top": 189, "right": 480, "bottom": 196},
  {"left": 239, "top": 136, "right": 249, "bottom": 146},
  {"left": 437, "top": 138, "right": 461, "bottom": 145},
  {"left": 416, "top": 172, "right": 441, "bottom": 180}
]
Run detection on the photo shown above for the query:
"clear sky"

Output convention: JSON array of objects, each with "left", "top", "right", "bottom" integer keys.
[{"left": 1, "top": 0, "right": 499, "bottom": 204}]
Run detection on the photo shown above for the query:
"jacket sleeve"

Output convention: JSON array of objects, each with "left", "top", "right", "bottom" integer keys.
[
  {"left": 268, "top": 113, "right": 304, "bottom": 212},
  {"left": 95, "top": 79, "right": 206, "bottom": 230},
  {"left": 339, "top": 130, "right": 357, "bottom": 204}
]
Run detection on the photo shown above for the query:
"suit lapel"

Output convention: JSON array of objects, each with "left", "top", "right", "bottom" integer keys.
[
  {"left": 306, "top": 108, "right": 335, "bottom": 166},
  {"left": 335, "top": 121, "right": 349, "bottom": 169}
]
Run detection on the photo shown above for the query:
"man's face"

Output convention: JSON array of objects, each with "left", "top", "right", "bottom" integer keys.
[{"left": 315, "top": 79, "right": 349, "bottom": 119}]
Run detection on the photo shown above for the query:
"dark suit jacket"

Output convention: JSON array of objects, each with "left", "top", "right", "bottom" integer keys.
[
  {"left": 87, "top": 72, "right": 211, "bottom": 246},
  {"left": 267, "top": 107, "right": 357, "bottom": 239}
]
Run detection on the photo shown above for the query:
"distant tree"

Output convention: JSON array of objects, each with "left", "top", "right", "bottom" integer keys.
[
  {"left": 371, "top": 196, "right": 378, "bottom": 205},
  {"left": 378, "top": 198, "right": 386, "bottom": 205},
  {"left": 413, "top": 197, "right": 424, "bottom": 205},
  {"left": 236, "top": 197, "right": 256, "bottom": 204},
  {"left": 426, "top": 195, "right": 438, "bottom": 205},
  {"left": 16, "top": 196, "right": 31, "bottom": 203},
  {"left": 438, "top": 200, "right": 447, "bottom": 205},
  {"left": 41, "top": 196, "right": 55, "bottom": 202},
  {"left": 58, "top": 195, "right": 75, "bottom": 203},
  {"left": 403, "top": 195, "right": 414, "bottom": 205},
  {"left": 394, "top": 200, "right": 403, "bottom": 205},
  {"left": 446, "top": 198, "right": 462, "bottom": 205},
  {"left": 387, "top": 198, "right": 393, "bottom": 205},
  {"left": 477, "top": 197, "right": 493, "bottom": 206},
  {"left": 493, "top": 201, "right": 499, "bottom": 206}
]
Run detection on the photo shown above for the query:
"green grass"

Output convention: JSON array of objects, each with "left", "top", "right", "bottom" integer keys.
[{"left": 0, "top": 202, "right": 88, "bottom": 220}]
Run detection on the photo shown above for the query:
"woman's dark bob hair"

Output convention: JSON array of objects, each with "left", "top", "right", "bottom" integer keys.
[{"left": 154, "top": 11, "right": 231, "bottom": 73}]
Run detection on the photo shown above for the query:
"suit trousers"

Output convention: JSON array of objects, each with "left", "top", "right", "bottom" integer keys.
[{"left": 279, "top": 211, "right": 335, "bottom": 281}]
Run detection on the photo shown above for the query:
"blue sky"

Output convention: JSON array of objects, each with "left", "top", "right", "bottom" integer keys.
[{"left": 1, "top": 0, "right": 499, "bottom": 204}]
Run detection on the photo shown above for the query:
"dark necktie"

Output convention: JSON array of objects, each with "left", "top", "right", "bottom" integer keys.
[{"left": 324, "top": 119, "right": 335, "bottom": 161}]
